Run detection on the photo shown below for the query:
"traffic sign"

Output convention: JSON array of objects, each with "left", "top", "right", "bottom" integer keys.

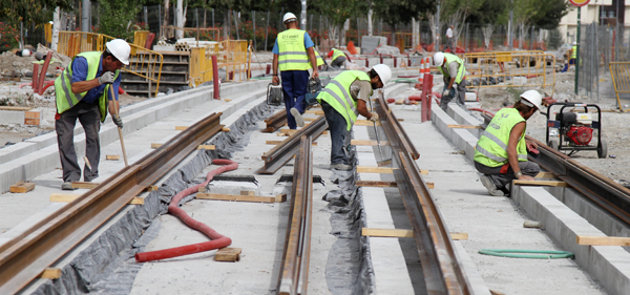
[{"left": 569, "top": 0, "right": 590, "bottom": 7}]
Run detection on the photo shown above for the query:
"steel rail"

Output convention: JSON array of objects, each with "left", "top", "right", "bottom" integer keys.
[
  {"left": 278, "top": 135, "right": 313, "bottom": 295},
  {"left": 0, "top": 113, "right": 224, "bottom": 294},
  {"left": 527, "top": 136, "right": 630, "bottom": 225},
  {"left": 375, "top": 95, "right": 471, "bottom": 294},
  {"left": 258, "top": 116, "right": 327, "bottom": 174},
  {"left": 263, "top": 110, "right": 288, "bottom": 133}
]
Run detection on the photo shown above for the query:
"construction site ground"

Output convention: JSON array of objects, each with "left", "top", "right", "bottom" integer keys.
[{"left": 0, "top": 49, "right": 629, "bottom": 294}]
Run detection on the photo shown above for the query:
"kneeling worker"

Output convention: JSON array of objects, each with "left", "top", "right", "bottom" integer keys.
[
  {"left": 55, "top": 39, "right": 130, "bottom": 190},
  {"left": 315, "top": 64, "right": 391, "bottom": 171},
  {"left": 474, "top": 90, "right": 542, "bottom": 196}
]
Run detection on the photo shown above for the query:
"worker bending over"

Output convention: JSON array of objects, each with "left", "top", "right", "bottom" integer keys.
[
  {"left": 328, "top": 48, "right": 350, "bottom": 70},
  {"left": 272, "top": 12, "right": 319, "bottom": 129},
  {"left": 474, "top": 90, "right": 542, "bottom": 196},
  {"left": 54, "top": 39, "right": 130, "bottom": 190},
  {"left": 316, "top": 64, "right": 391, "bottom": 171},
  {"left": 433, "top": 51, "right": 467, "bottom": 111}
]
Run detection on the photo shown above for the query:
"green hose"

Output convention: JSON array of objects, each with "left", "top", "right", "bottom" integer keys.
[{"left": 479, "top": 249, "right": 574, "bottom": 259}]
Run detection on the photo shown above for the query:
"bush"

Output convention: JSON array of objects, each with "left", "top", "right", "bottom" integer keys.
[
  {"left": 0, "top": 22, "right": 19, "bottom": 52},
  {"left": 97, "top": 0, "right": 142, "bottom": 40}
]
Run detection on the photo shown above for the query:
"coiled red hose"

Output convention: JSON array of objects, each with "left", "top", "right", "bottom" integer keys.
[{"left": 135, "top": 159, "right": 237, "bottom": 262}]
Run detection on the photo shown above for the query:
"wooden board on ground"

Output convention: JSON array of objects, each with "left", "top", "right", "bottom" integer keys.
[
  {"left": 40, "top": 268, "right": 62, "bottom": 279},
  {"left": 355, "top": 120, "right": 381, "bottom": 126},
  {"left": 356, "top": 180, "right": 397, "bottom": 188},
  {"left": 513, "top": 179, "right": 567, "bottom": 187},
  {"left": 351, "top": 139, "right": 384, "bottom": 146},
  {"left": 175, "top": 126, "right": 188, "bottom": 130},
  {"left": 447, "top": 124, "right": 482, "bottom": 129},
  {"left": 362, "top": 228, "right": 467, "bottom": 240},
  {"left": 357, "top": 166, "right": 428, "bottom": 175},
  {"left": 214, "top": 247, "right": 242, "bottom": 262},
  {"left": 10, "top": 181, "right": 35, "bottom": 193},
  {"left": 106, "top": 155, "right": 120, "bottom": 161},
  {"left": 197, "top": 192, "right": 286, "bottom": 203},
  {"left": 71, "top": 181, "right": 100, "bottom": 189},
  {"left": 535, "top": 171, "right": 555, "bottom": 179},
  {"left": 576, "top": 235, "right": 630, "bottom": 246},
  {"left": 305, "top": 109, "right": 324, "bottom": 116},
  {"left": 0, "top": 106, "right": 32, "bottom": 111},
  {"left": 277, "top": 129, "right": 299, "bottom": 136},
  {"left": 151, "top": 143, "right": 215, "bottom": 150},
  {"left": 51, "top": 193, "right": 143, "bottom": 205}
]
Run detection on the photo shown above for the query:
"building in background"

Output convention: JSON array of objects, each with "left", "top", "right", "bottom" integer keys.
[{"left": 558, "top": 0, "right": 629, "bottom": 43}]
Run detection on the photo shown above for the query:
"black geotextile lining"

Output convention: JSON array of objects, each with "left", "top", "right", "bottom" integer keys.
[
  {"left": 31, "top": 101, "right": 276, "bottom": 295},
  {"left": 322, "top": 145, "right": 374, "bottom": 295}
]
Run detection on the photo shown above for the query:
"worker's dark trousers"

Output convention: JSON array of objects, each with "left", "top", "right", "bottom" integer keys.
[
  {"left": 281, "top": 70, "right": 309, "bottom": 129},
  {"left": 322, "top": 101, "right": 351, "bottom": 165},
  {"left": 474, "top": 161, "right": 540, "bottom": 192},
  {"left": 440, "top": 79, "right": 467, "bottom": 111},
  {"left": 330, "top": 56, "right": 346, "bottom": 69},
  {"left": 56, "top": 101, "right": 101, "bottom": 183}
]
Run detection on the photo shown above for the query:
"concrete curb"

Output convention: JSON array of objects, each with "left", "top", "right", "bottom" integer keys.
[{"left": 0, "top": 80, "right": 268, "bottom": 193}]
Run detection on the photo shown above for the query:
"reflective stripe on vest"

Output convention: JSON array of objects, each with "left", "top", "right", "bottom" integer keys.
[
  {"left": 277, "top": 29, "right": 310, "bottom": 71},
  {"left": 316, "top": 70, "right": 370, "bottom": 131},
  {"left": 54, "top": 51, "right": 118, "bottom": 122},
  {"left": 474, "top": 108, "right": 528, "bottom": 167},
  {"left": 332, "top": 49, "right": 344, "bottom": 61},
  {"left": 440, "top": 53, "right": 466, "bottom": 84}
]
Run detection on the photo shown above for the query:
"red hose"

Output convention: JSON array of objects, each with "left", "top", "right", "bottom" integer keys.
[{"left": 135, "top": 159, "right": 237, "bottom": 262}]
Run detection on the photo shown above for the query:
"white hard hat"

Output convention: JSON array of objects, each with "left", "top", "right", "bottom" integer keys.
[
  {"left": 105, "top": 39, "right": 130, "bottom": 65},
  {"left": 372, "top": 64, "right": 392, "bottom": 85},
  {"left": 21, "top": 49, "right": 31, "bottom": 57},
  {"left": 520, "top": 90, "right": 543, "bottom": 110},
  {"left": 433, "top": 52, "right": 445, "bottom": 66},
  {"left": 283, "top": 12, "right": 297, "bottom": 23}
]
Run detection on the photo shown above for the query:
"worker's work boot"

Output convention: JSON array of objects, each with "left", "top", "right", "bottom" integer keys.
[
  {"left": 478, "top": 174, "right": 504, "bottom": 196},
  {"left": 290, "top": 107, "right": 304, "bottom": 127},
  {"left": 61, "top": 182, "right": 76, "bottom": 191},
  {"left": 331, "top": 163, "right": 353, "bottom": 171}
]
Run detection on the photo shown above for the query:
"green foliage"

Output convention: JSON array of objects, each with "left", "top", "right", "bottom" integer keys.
[
  {"left": 374, "top": 0, "right": 437, "bottom": 26},
  {"left": 513, "top": 0, "right": 568, "bottom": 29},
  {"left": 311, "top": 0, "right": 368, "bottom": 27},
  {"left": 98, "top": 0, "right": 143, "bottom": 40},
  {"left": 547, "top": 28, "right": 562, "bottom": 49},
  {"left": 467, "top": 0, "right": 508, "bottom": 25},
  {"left": 0, "top": 22, "right": 19, "bottom": 52},
  {"left": 0, "top": 0, "right": 72, "bottom": 27}
]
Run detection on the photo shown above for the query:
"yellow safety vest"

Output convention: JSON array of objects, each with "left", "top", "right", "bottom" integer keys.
[
  {"left": 316, "top": 70, "right": 370, "bottom": 131},
  {"left": 440, "top": 53, "right": 466, "bottom": 84},
  {"left": 474, "top": 108, "right": 528, "bottom": 167},
  {"left": 332, "top": 48, "right": 345, "bottom": 61},
  {"left": 315, "top": 50, "right": 324, "bottom": 67},
  {"left": 571, "top": 45, "right": 577, "bottom": 59},
  {"left": 55, "top": 51, "right": 118, "bottom": 122},
  {"left": 277, "top": 29, "right": 310, "bottom": 71}
]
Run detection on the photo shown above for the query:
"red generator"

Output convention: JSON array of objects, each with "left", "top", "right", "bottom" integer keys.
[{"left": 545, "top": 102, "right": 607, "bottom": 158}]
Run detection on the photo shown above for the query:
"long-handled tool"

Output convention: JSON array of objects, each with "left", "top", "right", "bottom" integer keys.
[
  {"left": 368, "top": 89, "right": 384, "bottom": 158},
  {"left": 109, "top": 86, "right": 129, "bottom": 167}
]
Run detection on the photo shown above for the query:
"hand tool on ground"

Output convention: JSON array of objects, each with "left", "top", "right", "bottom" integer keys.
[
  {"left": 109, "top": 85, "right": 129, "bottom": 166},
  {"left": 368, "top": 89, "right": 384, "bottom": 158}
]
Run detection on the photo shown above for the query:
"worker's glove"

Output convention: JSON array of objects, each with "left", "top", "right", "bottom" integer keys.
[
  {"left": 112, "top": 114, "right": 123, "bottom": 128},
  {"left": 369, "top": 112, "right": 379, "bottom": 122},
  {"left": 98, "top": 71, "right": 115, "bottom": 85}
]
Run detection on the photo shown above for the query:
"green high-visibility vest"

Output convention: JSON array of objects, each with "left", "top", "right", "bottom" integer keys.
[
  {"left": 316, "top": 70, "right": 370, "bottom": 131},
  {"left": 440, "top": 53, "right": 466, "bottom": 84},
  {"left": 277, "top": 29, "right": 311, "bottom": 71},
  {"left": 55, "top": 51, "right": 119, "bottom": 122},
  {"left": 315, "top": 50, "right": 324, "bottom": 67},
  {"left": 474, "top": 108, "right": 528, "bottom": 167},
  {"left": 332, "top": 48, "right": 345, "bottom": 61},
  {"left": 571, "top": 45, "right": 577, "bottom": 59}
]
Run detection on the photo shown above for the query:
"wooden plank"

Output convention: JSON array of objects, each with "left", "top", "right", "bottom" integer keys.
[
  {"left": 223, "top": 98, "right": 232, "bottom": 102},
  {"left": 40, "top": 268, "right": 62, "bottom": 279},
  {"left": 576, "top": 235, "right": 630, "bottom": 246},
  {"left": 362, "top": 228, "right": 467, "bottom": 240},
  {"left": 351, "top": 139, "right": 381, "bottom": 146},
  {"left": 51, "top": 193, "right": 143, "bottom": 205},
  {"left": 221, "top": 127, "right": 231, "bottom": 132},
  {"left": 447, "top": 124, "right": 482, "bottom": 129},
  {"left": 152, "top": 143, "right": 215, "bottom": 150},
  {"left": 277, "top": 129, "right": 299, "bottom": 136},
  {"left": 362, "top": 228, "right": 413, "bottom": 238},
  {"left": 130, "top": 197, "right": 144, "bottom": 205},
  {"left": 356, "top": 180, "right": 397, "bottom": 188},
  {"left": 266, "top": 140, "right": 283, "bottom": 145},
  {"left": 513, "top": 179, "right": 567, "bottom": 187},
  {"left": 426, "top": 182, "right": 435, "bottom": 189},
  {"left": 150, "top": 143, "right": 163, "bottom": 149},
  {"left": 196, "top": 192, "right": 281, "bottom": 203},
  {"left": 214, "top": 247, "right": 242, "bottom": 262},
  {"left": 142, "top": 185, "right": 159, "bottom": 192},
  {"left": 71, "top": 181, "right": 100, "bottom": 189},
  {"left": 0, "top": 106, "right": 32, "bottom": 111},
  {"left": 175, "top": 126, "right": 188, "bottom": 130},
  {"left": 305, "top": 109, "right": 324, "bottom": 115},
  {"left": 105, "top": 155, "right": 120, "bottom": 161},
  {"left": 9, "top": 181, "right": 35, "bottom": 193},
  {"left": 355, "top": 120, "right": 381, "bottom": 126}
]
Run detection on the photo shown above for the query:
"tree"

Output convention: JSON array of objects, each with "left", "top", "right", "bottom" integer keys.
[
  {"left": 513, "top": 0, "right": 568, "bottom": 48},
  {"left": 437, "top": 0, "right": 485, "bottom": 50},
  {"left": 0, "top": 0, "right": 72, "bottom": 26},
  {"left": 468, "top": 0, "right": 509, "bottom": 49},
  {"left": 310, "top": 0, "right": 368, "bottom": 46},
  {"left": 98, "top": 0, "right": 143, "bottom": 40}
]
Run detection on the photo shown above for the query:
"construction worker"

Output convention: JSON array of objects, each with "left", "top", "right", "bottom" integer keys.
[
  {"left": 445, "top": 25, "right": 454, "bottom": 52},
  {"left": 569, "top": 42, "right": 577, "bottom": 68},
  {"left": 54, "top": 39, "right": 130, "bottom": 190},
  {"left": 316, "top": 64, "right": 391, "bottom": 171},
  {"left": 433, "top": 51, "right": 467, "bottom": 111},
  {"left": 474, "top": 90, "right": 542, "bottom": 196},
  {"left": 328, "top": 48, "right": 350, "bottom": 70},
  {"left": 272, "top": 12, "right": 319, "bottom": 129}
]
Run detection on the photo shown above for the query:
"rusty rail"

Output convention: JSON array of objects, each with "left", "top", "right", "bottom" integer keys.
[
  {"left": 375, "top": 95, "right": 471, "bottom": 294},
  {"left": 278, "top": 135, "right": 313, "bottom": 295},
  {"left": 0, "top": 113, "right": 223, "bottom": 294},
  {"left": 257, "top": 117, "right": 327, "bottom": 174},
  {"left": 263, "top": 110, "right": 288, "bottom": 133}
]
